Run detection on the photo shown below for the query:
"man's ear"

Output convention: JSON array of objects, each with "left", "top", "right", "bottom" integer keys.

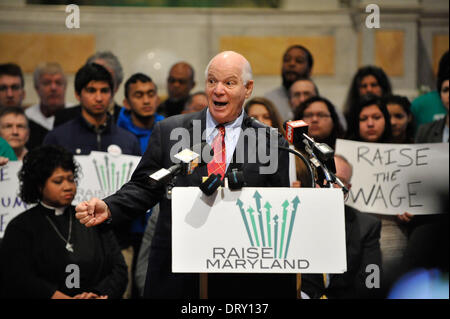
[
  {"left": 75, "top": 91, "right": 81, "bottom": 103},
  {"left": 21, "top": 89, "right": 26, "bottom": 104},
  {"left": 245, "top": 80, "right": 254, "bottom": 99},
  {"left": 123, "top": 98, "right": 131, "bottom": 110}
]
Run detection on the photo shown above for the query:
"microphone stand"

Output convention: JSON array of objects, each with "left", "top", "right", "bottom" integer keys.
[
  {"left": 278, "top": 145, "right": 316, "bottom": 188},
  {"left": 301, "top": 134, "right": 349, "bottom": 195}
]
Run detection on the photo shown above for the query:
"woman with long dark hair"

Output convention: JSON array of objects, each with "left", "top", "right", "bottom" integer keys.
[
  {"left": 385, "top": 95, "right": 415, "bottom": 144},
  {"left": 345, "top": 94, "right": 393, "bottom": 143},
  {"left": 244, "top": 97, "right": 285, "bottom": 135},
  {"left": 291, "top": 96, "right": 345, "bottom": 187},
  {"left": 294, "top": 96, "right": 345, "bottom": 149},
  {"left": 344, "top": 66, "right": 392, "bottom": 135}
]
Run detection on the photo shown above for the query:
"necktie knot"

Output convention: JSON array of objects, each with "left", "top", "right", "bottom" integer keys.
[{"left": 217, "top": 125, "right": 225, "bottom": 137}]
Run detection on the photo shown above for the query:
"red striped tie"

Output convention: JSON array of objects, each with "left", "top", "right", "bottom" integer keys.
[{"left": 207, "top": 125, "right": 226, "bottom": 179}]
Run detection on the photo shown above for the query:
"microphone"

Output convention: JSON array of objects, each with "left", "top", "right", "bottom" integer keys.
[
  {"left": 149, "top": 142, "right": 212, "bottom": 184},
  {"left": 244, "top": 117, "right": 282, "bottom": 137},
  {"left": 284, "top": 120, "right": 335, "bottom": 173},
  {"left": 199, "top": 173, "right": 223, "bottom": 195},
  {"left": 284, "top": 120, "right": 309, "bottom": 151},
  {"left": 227, "top": 168, "right": 246, "bottom": 190}
]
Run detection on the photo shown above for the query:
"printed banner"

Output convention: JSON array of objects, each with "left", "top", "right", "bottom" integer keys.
[
  {"left": 335, "top": 139, "right": 449, "bottom": 215},
  {"left": 172, "top": 187, "right": 347, "bottom": 274},
  {"left": 0, "top": 151, "right": 141, "bottom": 238}
]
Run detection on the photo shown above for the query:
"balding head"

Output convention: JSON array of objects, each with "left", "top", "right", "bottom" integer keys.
[
  {"left": 205, "top": 51, "right": 253, "bottom": 85},
  {"left": 205, "top": 51, "right": 254, "bottom": 124},
  {"left": 167, "top": 61, "right": 195, "bottom": 101},
  {"left": 334, "top": 154, "right": 353, "bottom": 190}
]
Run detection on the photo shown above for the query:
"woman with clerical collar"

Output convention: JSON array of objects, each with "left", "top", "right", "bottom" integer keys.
[{"left": 0, "top": 145, "right": 127, "bottom": 299}]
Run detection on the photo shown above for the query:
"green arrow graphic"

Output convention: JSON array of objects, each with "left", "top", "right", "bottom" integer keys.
[
  {"left": 253, "top": 191, "right": 265, "bottom": 246},
  {"left": 237, "top": 199, "right": 254, "bottom": 246},
  {"left": 121, "top": 163, "right": 126, "bottom": 186},
  {"left": 279, "top": 200, "right": 289, "bottom": 259},
  {"left": 105, "top": 156, "right": 110, "bottom": 191},
  {"left": 126, "top": 161, "right": 133, "bottom": 182},
  {"left": 93, "top": 159, "right": 103, "bottom": 190},
  {"left": 264, "top": 201, "right": 272, "bottom": 247},
  {"left": 100, "top": 165, "right": 107, "bottom": 190},
  {"left": 273, "top": 215, "right": 279, "bottom": 258},
  {"left": 247, "top": 207, "right": 260, "bottom": 247},
  {"left": 284, "top": 196, "right": 300, "bottom": 259},
  {"left": 111, "top": 162, "right": 115, "bottom": 191}
]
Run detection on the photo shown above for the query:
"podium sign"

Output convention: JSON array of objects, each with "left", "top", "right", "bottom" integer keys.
[{"left": 172, "top": 187, "right": 347, "bottom": 274}]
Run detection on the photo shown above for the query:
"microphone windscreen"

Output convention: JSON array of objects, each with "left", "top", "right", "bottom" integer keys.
[
  {"left": 199, "top": 174, "right": 222, "bottom": 196},
  {"left": 227, "top": 169, "right": 245, "bottom": 190}
]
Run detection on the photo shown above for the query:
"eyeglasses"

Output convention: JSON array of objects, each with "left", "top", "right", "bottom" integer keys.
[{"left": 303, "top": 113, "right": 331, "bottom": 120}]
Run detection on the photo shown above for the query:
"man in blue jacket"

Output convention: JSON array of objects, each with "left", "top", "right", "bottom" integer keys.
[
  {"left": 118, "top": 73, "right": 165, "bottom": 154},
  {"left": 117, "top": 72, "right": 165, "bottom": 298}
]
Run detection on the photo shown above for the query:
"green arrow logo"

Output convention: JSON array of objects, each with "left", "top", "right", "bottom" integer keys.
[
  {"left": 279, "top": 200, "right": 289, "bottom": 259},
  {"left": 253, "top": 191, "right": 265, "bottom": 247},
  {"left": 247, "top": 206, "right": 260, "bottom": 247},
  {"left": 237, "top": 199, "right": 254, "bottom": 246},
  {"left": 284, "top": 196, "right": 300, "bottom": 259},
  {"left": 264, "top": 201, "right": 272, "bottom": 247}
]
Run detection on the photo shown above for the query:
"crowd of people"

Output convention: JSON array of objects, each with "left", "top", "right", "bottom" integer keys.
[{"left": 0, "top": 45, "right": 448, "bottom": 299}]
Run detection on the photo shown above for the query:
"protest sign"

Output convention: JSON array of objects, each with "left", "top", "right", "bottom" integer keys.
[
  {"left": 335, "top": 139, "right": 449, "bottom": 215},
  {"left": 0, "top": 161, "right": 29, "bottom": 238}
]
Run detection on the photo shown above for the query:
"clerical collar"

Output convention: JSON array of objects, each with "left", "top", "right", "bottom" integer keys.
[{"left": 40, "top": 202, "right": 66, "bottom": 216}]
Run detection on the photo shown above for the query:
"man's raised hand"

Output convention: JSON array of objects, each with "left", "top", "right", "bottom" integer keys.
[{"left": 75, "top": 197, "right": 111, "bottom": 227}]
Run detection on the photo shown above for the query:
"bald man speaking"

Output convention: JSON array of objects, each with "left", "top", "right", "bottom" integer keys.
[{"left": 75, "top": 51, "right": 294, "bottom": 298}]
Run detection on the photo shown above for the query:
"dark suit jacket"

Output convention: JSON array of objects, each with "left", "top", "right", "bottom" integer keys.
[
  {"left": 301, "top": 205, "right": 382, "bottom": 299},
  {"left": 104, "top": 108, "right": 296, "bottom": 298},
  {"left": 26, "top": 119, "right": 49, "bottom": 151},
  {"left": 415, "top": 117, "right": 447, "bottom": 143}
]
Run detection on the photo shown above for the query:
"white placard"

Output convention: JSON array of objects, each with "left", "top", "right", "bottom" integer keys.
[
  {"left": 0, "top": 151, "right": 141, "bottom": 238},
  {"left": 0, "top": 161, "right": 29, "bottom": 238},
  {"left": 172, "top": 187, "right": 347, "bottom": 274},
  {"left": 73, "top": 151, "right": 141, "bottom": 204},
  {"left": 335, "top": 139, "right": 449, "bottom": 215}
]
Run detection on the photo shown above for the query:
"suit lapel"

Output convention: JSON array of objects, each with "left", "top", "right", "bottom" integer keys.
[
  {"left": 190, "top": 108, "right": 209, "bottom": 183},
  {"left": 226, "top": 111, "right": 250, "bottom": 176}
]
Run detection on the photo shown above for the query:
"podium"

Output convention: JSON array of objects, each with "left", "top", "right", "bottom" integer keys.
[{"left": 172, "top": 187, "right": 347, "bottom": 298}]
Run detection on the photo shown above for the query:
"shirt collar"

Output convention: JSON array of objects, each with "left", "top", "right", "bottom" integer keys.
[
  {"left": 80, "top": 113, "right": 110, "bottom": 133},
  {"left": 205, "top": 108, "right": 244, "bottom": 139},
  {"left": 40, "top": 201, "right": 66, "bottom": 216}
]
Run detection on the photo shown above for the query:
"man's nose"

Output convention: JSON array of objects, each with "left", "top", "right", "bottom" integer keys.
[
  {"left": 213, "top": 82, "right": 225, "bottom": 95},
  {"left": 6, "top": 87, "right": 14, "bottom": 97},
  {"left": 95, "top": 91, "right": 103, "bottom": 101},
  {"left": 142, "top": 94, "right": 150, "bottom": 104}
]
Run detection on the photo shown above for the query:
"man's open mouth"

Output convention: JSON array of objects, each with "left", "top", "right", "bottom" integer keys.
[{"left": 214, "top": 101, "right": 228, "bottom": 107}]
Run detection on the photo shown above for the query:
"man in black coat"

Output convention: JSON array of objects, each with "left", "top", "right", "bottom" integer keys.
[
  {"left": 301, "top": 154, "right": 382, "bottom": 299},
  {"left": 75, "top": 51, "right": 296, "bottom": 299}
]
